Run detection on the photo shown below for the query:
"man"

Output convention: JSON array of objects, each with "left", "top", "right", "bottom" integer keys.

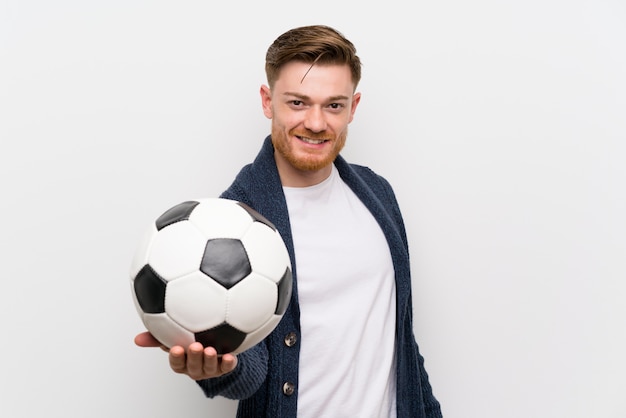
[{"left": 136, "top": 24, "right": 442, "bottom": 417}]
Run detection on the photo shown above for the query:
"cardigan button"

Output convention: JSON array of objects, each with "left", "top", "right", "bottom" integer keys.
[
  {"left": 284, "top": 332, "right": 297, "bottom": 347},
  {"left": 283, "top": 381, "right": 295, "bottom": 396}
]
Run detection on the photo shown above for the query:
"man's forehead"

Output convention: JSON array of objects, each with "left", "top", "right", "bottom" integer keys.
[{"left": 274, "top": 61, "right": 355, "bottom": 92}]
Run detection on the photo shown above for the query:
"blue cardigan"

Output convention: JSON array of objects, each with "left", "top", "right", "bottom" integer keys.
[{"left": 198, "top": 136, "right": 442, "bottom": 418}]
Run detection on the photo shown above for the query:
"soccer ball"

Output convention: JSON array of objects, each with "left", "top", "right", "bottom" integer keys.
[{"left": 130, "top": 198, "right": 292, "bottom": 355}]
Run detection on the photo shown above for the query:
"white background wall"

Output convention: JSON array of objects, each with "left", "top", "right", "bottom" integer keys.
[{"left": 1, "top": 1, "right": 624, "bottom": 417}]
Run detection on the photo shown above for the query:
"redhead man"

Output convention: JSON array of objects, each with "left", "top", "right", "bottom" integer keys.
[{"left": 136, "top": 24, "right": 442, "bottom": 418}]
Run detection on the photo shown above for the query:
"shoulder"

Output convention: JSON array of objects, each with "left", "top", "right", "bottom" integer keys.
[
  {"left": 343, "top": 161, "right": 397, "bottom": 203},
  {"left": 337, "top": 159, "right": 410, "bottom": 247},
  {"left": 220, "top": 163, "right": 254, "bottom": 204},
  {"left": 349, "top": 163, "right": 392, "bottom": 186}
]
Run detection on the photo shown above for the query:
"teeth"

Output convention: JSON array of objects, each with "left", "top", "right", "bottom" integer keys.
[{"left": 300, "top": 137, "right": 326, "bottom": 144}]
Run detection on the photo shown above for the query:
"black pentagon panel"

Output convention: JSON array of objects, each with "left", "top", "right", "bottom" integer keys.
[
  {"left": 200, "top": 238, "right": 251, "bottom": 289},
  {"left": 236, "top": 202, "right": 276, "bottom": 231},
  {"left": 275, "top": 267, "right": 293, "bottom": 315},
  {"left": 134, "top": 265, "right": 167, "bottom": 314},
  {"left": 155, "top": 200, "right": 200, "bottom": 231},
  {"left": 195, "top": 323, "right": 246, "bottom": 354}
]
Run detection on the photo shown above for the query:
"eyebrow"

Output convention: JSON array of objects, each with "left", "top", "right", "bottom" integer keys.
[{"left": 283, "top": 92, "right": 350, "bottom": 102}]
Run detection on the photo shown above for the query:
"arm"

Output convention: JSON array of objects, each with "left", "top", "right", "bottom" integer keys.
[{"left": 371, "top": 172, "right": 443, "bottom": 416}]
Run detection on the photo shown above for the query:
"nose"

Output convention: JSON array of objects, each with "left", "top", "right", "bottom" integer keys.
[{"left": 303, "top": 107, "right": 327, "bottom": 133}]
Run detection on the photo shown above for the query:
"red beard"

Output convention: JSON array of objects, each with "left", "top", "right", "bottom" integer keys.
[{"left": 271, "top": 127, "right": 347, "bottom": 172}]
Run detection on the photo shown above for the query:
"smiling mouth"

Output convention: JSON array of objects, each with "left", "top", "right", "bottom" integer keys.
[{"left": 297, "top": 135, "right": 329, "bottom": 145}]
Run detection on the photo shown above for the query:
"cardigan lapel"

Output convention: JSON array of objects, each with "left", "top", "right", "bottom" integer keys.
[{"left": 333, "top": 155, "right": 412, "bottom": 315}]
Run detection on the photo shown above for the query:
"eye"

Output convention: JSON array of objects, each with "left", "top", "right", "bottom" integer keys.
[
  {"left": 290, "top": 100, "right": 304, "bottom": 107},
  {"left": 328, "top": 103, "right": 345, "bottom": 111}
]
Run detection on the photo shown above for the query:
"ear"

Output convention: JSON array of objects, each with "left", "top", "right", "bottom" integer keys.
[
  {"left": 260, "top": 85, "right": 273, "bottom": 119},
  {"left": 348, "top": 92, "right": 361, "bottom": 123}
]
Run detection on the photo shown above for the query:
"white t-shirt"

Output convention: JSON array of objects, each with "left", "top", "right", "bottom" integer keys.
[{"left": 283, "top": 165, "right": 397, "bottom": 418}]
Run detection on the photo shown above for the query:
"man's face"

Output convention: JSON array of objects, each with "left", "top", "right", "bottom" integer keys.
[{"left": 260, "top": 61, "right": 361, "bottom": 186}]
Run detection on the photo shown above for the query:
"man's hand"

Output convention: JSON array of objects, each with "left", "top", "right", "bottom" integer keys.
[{"left": 135, "top": 332, "right": 238, "bottom": 380}]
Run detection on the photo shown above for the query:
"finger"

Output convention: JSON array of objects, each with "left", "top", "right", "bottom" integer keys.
[
  {"left": 202, "top": 346, "right": 219, "bottom": 377},
  {"left": 168, "top": 345, "right": 187, "bottom": 374},
  {"left": 185, "top": 343, "right": 206, "bottom": 379},
  {"left": 134, "top": 332, "right": 161, "bottom": 347},
  {"left": 220, "top": 353, "right": 238, "bottom": 374}
]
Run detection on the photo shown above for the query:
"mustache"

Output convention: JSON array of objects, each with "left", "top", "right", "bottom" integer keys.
[{"left": 289, "top": 130, "right": 333, "bottom": 141}]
